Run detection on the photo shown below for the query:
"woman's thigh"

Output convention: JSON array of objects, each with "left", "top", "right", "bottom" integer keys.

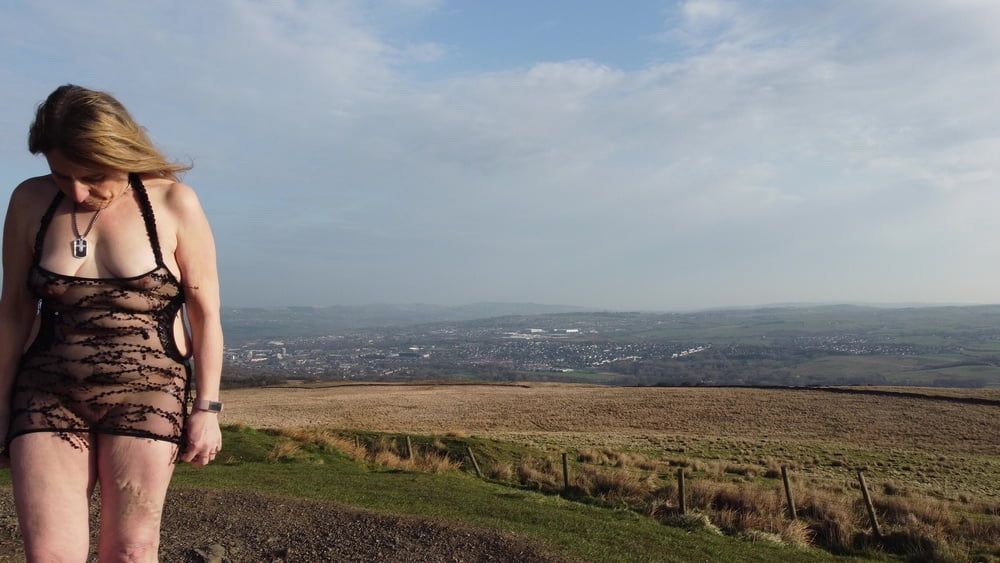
[
  {"left": 96, "top": 434, "right": 178, "bottom": 552},
  {"left": 9, "top": 431, "right": 97, "bottom": 560}
]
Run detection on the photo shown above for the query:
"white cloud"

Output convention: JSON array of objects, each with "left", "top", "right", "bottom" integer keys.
[
  {"left": 681, "top": 0, "right": 730, "bottom": 21},
  {"left": 2, "top": 1, "right": 999, "bottom": 308}
]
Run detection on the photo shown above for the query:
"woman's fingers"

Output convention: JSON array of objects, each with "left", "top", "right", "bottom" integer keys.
[
  {"left": 183, "top": 412, "right": 223, "bottom": 466},
  {"left": 182, "top": 439, "right": 223, "bottom": 467}
]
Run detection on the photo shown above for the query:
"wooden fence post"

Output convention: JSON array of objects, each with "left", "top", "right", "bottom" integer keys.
[
  {"left": 677, "top": 468, "right": 686, "bottom": 515},
  {"left": 856, "top": 468, "right": 882, "bottom": 539},
  {"left": 405, "top": 436, "right": 414, "bottom": 460},
  {"left": 781, "top": 465, "right": 797, "bottom": 520},
  {"left": 562, "top": 452, "right": 569, "bottom": 491},
  {"left": 466, "top": 446, "right": 483, "bottom": 478}
]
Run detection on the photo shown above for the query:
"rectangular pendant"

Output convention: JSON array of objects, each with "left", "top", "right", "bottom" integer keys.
[{"left": 72, "top": 238, "right": 88, "bottom": 258}]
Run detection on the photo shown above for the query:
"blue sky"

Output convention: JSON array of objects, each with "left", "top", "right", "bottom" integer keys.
[{"left": 2, "top": 1, "right": 999, "bottom": 310}]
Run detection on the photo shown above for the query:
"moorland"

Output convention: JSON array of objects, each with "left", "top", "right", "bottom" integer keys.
[{"left": 215, "top": 382, "right": 1000, "bottom": 560}]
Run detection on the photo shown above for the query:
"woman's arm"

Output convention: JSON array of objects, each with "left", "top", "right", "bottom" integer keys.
[
  {"left": 168, "top": 182, "right": 224, "bottom": 466},
  {"left": 0, "top": 183, "right": 43, "bottom": 462}
]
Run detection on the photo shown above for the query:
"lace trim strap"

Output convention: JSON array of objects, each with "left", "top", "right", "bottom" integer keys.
[
  {"left": 33, "top": 189, "right": 65, "bottom": 265},
  {"left": 131, "top": 174, "right": 166, "bottom": 268}
]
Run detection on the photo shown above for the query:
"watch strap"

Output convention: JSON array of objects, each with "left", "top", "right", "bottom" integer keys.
[{"left": 193, "top": 398, "right": 224, "bottom": 413}]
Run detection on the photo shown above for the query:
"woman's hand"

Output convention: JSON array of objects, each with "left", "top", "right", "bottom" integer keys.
[{"left": 181, "top": 410, "right": 223, "bottom": 467}]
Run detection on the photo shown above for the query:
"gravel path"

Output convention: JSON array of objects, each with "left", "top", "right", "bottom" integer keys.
[{"left": 0, "top": 487, "right": 575, "bottom": 562}]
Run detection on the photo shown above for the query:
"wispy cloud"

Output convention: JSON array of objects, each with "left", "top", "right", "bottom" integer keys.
[{"left": 1, "top": 1, "right": 998, "bottom": 308}]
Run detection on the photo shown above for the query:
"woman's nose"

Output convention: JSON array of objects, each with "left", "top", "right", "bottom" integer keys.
[{"left": 70, "top": 181, "right": 90, "bottom": 204}]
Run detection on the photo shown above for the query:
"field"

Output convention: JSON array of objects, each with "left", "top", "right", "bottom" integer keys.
[
  {"left": 220, "top": 382, "right": 1000, "bottom": 560},
  {"left": 226, "top": 382, "right": 999, "bottom": 497}
]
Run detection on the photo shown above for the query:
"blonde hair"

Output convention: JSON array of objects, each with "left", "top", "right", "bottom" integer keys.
[{"left": 28, "top": 84, "right": 190, "bottom": 180}]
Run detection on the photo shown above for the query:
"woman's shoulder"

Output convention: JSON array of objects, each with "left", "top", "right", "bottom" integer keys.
[
  {"left": 5, "top": 176, "right": 58, "bottom": 248},
  {"left": 9, "top": 175, "right": 58, "bottom": 215},
  {"left": 142, "top": 178, "right": 205, "bottom": 223}
]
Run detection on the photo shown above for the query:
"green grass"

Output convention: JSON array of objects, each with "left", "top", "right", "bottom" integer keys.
[
  {"left": 790, "top": 356, "right": 922, "bottom": 380},
  {"left": 167, "top": 425, "right": 842, "bottom": 562}
]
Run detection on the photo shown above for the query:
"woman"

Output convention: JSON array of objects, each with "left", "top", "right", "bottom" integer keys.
[{"left": 0, "top": 84, "right": 223, "bottom": 561}]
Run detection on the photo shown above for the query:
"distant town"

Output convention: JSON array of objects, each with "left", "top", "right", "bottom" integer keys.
[
  {"left": 226, "top": 323, "right": 711, "bottom": 378},
  {"left": 219, "top": 305, "right": 997, "bottom": 388}
]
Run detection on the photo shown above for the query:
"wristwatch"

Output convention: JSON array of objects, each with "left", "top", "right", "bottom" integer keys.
[{"left": 193, "top": 398, "right": 224, "bottom": 413}]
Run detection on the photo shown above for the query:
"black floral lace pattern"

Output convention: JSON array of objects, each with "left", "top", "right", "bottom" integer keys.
[{"left": 4, "top": 176, "right": 192, "bottom": 459}]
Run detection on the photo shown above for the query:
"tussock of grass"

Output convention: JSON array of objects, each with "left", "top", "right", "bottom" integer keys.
[
  {"left": 877, "top": 496, "right": 957, "bottom": 529},
  {"left": 642, "top": 488, "right": 676, "bottom": 520},
  {"left": 724, "top": 464, "right": 757, "bottom": 478},
  {"left": 488, "top": 461, "right": 514, "bottom": 481},
  {"left": 374, "top": 435, "right": 398, "bottom": 454},
  {"left": 763, "top": 466, "right": 783, "bottom": 479},
  {"left": 875, "top": 495, "right": 1000, "bottom": 558},
  {"left": 266, "top": 440, "right": 302, "bottom": 462},
  {"left": 419, "top": 450, "right": 461, "bottom": 473},
  {"left": 578, "top": 447, "right": 611, "bottom": 465},
  {"left": 796, "top": 490, "right": 858, "bottom": 552},
  {"left": 881, "top": 480, "right": 909, "bottom": 496},
  {"left": 633, "top": 457, "right": 660, "bottom": 471},
  {"left": 780, "top": 520, "right": 814, "bottom": 549},
  {"left": 574, "top": 465, "right": 658, "bottom": 503},
  {"left": 278, "top": 428, "right": 369, "bottom": 459},
  {"left": 880, "top": 526, "right": 957, "bottom": 562},
  {"left": 516, "top": 458, "right": 559, "bottom": 489},
  {"left": 373, "top": 449, "right": 411, "bottom": 468}
]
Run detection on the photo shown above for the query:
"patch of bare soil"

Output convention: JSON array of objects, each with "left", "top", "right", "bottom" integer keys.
[{"left": 0, "top": 487, "right": 572, "bottom": 562}]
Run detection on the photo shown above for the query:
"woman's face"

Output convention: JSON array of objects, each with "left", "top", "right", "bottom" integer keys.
[{"left": 44, "top": 149, "right": 130, "bottom": 210}]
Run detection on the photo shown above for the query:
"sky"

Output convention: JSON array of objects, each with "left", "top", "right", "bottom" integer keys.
[{"left": 1, "top": 0, "right": 999, "bottom": 310}]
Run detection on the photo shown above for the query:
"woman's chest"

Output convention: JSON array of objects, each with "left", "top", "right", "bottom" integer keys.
[
  {"left": 29, "top": 264, "right": 180, "bottom": 311},
  {"left": 37, "top": 204, "right": 179, "bottom": 280}
]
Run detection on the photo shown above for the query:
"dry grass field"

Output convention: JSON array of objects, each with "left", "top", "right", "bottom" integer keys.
[{"left": 224, "top": 383, "right": 1000, "bottom": 498}]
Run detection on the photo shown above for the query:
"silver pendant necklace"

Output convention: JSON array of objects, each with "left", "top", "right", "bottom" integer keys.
[{"left": 70, "top": 178, "right": 131, "bottom": 259}]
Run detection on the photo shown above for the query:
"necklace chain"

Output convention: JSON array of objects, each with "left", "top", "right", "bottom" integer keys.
[{"left": 70, "top": 177, "right": 132, "bottom": 258}]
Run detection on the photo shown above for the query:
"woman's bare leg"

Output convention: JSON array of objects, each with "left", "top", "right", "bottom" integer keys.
[
  {"left": 9, "top": 432, "right": 97, "bottom": 562},
  {"left": 95, "top": 435, "right": 177, "bottom": 563}
]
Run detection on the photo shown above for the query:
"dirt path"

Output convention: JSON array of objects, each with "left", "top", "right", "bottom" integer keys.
[{"left": 0, "top": 487, "right": 573, "bottom": 562}]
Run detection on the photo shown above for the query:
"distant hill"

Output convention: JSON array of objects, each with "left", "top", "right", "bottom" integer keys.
[
  {"left": 222, "top": 301, "right": 1000, "bottom": 344},
  {"left": 222, "top": 302, "right": 591, "bottom": 343}
]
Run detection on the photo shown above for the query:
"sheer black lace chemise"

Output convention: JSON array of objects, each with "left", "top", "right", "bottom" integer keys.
[{"left": 3, "top": 175, "right": 192, "bottom": 459}]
